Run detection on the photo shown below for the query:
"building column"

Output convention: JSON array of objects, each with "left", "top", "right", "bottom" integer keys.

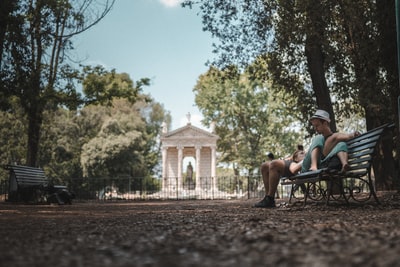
[
  {"left": 161, "top": 146, "right": 168, "bottom": 191},
  {"left": 211, "top": 145, "right": 217, "bottom": 191},
  {"left": 177, "top": 145, "right": 183, "bottom": 191},
  {"left": 195, "top": 145, "right": 201, "bottom": 191}
]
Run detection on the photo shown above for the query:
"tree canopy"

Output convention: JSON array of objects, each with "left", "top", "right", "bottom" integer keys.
[
  {"left": 0, "top": 73, "right": 171, "bottom": 191},
  {"left": 0, "top": 0, "right": 116, "bottom": 166},
  {"left": 194, "top": 58, "right": 305, "bottom": 173},
  {"left": 183, "top": 0, "right": 399, "bottom": 130}
]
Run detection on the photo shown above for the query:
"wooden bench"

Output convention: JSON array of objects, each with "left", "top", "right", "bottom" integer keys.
[
  {"left": 280, "top": 123, "right": 394, "bottom": 205},
  {"left": 4, "top": 164, "right": 74, "bottom": 204}
]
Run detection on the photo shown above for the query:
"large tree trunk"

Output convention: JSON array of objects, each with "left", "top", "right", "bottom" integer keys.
[
  {"left": 304, "top": 1, "right": 336, "bottom": 132},
  {"left": 305, "top": 37, "right": 336, "bottom": 131},
  {"left": 375, "top": 0, "right": 400, "bottom": 191},
  {"left": 26, "top": 106, "right": 42, "bottom": 167},
  {"left": 374, "top": 127, "right": 396, "bottom": 191}
]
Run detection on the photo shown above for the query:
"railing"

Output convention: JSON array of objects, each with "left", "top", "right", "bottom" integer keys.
[
  {"left": 0, "top": 175, "right": 324, "bottom": 202},
  {"left": 68, "top": 175, "right": 268, "bottom": 201},
  {"left": 0, "top": 175, "right": 269, "bottom": 201}
]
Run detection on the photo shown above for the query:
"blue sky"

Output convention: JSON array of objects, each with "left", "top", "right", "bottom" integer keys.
[{"left": 73, "top": 0, "right": 214, "bottom": 130}]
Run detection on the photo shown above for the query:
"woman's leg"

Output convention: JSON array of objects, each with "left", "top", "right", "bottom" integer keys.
[
  {"left": 268, "top": 160, "right": 286, "bottom": 197},
  {"left": 260, "top": 161, "right": 270, "bottom": 194}
]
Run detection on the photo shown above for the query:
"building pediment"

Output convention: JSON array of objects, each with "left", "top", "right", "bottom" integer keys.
[{"left": 161, "top": 123, "right": 219, "bottom": 140}]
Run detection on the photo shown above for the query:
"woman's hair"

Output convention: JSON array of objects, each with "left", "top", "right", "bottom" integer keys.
[{"left": 292, "top": 145, "right": 304, "bottom": 163}]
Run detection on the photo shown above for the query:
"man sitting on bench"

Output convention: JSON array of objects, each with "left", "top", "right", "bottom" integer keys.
[
  {"left": 254, "top": 109, "right": 359, "bottom": 208},
  {"left": 301, "top": 109, "right": 360, "bottom": 173}
]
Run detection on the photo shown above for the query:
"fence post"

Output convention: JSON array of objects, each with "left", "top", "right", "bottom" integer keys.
[
  {"left": 176, "top": 176, "right": 179, "bottom": 200},
  {"left": 247, "top": 175, "right": 250, "bottom": 199}
]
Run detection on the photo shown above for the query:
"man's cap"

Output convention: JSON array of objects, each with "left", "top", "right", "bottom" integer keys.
[{"left": 310, "top": 109, "right": 331, "bottom": 123}]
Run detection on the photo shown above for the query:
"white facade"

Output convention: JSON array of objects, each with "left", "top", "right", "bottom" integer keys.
[{"left": 160, "top": 123, "right": 219, "bottom": 193}]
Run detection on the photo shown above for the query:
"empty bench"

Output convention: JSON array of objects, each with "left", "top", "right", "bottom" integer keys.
[
  {"left": 280, "top": 123, "right": 394, "bottom": 205},
  {"left": 5, "top": 164, "right": 74, "bottom": 204}
]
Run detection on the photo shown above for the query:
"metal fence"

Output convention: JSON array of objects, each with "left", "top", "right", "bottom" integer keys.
[
  {"left": 0, "top": 174, "right": 313, "bottom": 202},
  {"left": 69, "top": 175, "right": 270, "bottom": 201},
  {"left": 2, "top": 173, "right": 375, "bottom": 203},
  {"left": 0, "top": 175, "right": 271, "bottom": 201}
]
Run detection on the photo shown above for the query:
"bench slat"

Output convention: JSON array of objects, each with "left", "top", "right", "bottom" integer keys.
[
  {"left": 346, "top": 123, "right": 389, "bottom": 146},
  {"left": 347, "top": 130, "right": 383, "bottom": 146},
  {"left": 347, "top": 139, "right": 379, "bottom": 152},
  {"left": 8, "top": 166, "right": 48, "bottom": 188},
  {"left": 348, "top": 154, "right": 372, "bottom": 163},
  {"left": 348, "top": 148, "right": 374, "bottom": 160}
]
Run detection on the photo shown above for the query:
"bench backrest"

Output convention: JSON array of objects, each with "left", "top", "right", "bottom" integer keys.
[
  {"left": 345, "top": 123, "right": 392, "bottom": 177},
  {"left": 5, "top": 165, "right": 48, "bottom": 189}
]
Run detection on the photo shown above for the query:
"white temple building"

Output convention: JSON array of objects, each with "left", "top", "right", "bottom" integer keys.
[{"left": 160, "top": 115, "right": 219, "bottom": 195}]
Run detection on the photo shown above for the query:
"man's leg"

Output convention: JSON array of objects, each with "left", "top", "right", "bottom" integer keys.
[
  {"left": 323, "top": 140, "right": 349, "bottom": 173},
  {"left": 337, "top": 151, "right": 349, "bottom": 173},
  {"left": 310, "top": 147, "right": 320, "bottom": 171}
]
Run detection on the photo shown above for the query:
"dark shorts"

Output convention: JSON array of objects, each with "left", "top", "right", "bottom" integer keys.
[{"left": 283, "top": 160, "right": 294, "bottom": 177}]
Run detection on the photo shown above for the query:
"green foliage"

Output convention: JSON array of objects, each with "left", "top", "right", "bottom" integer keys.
[
  {"left": 82, "top": 65, "right": 150, "bottom": 106},
  {"left": 0, "top": 0, "right": 115, "bottom": 166},
  {"left": 80, "top": 100, "right": 146, "bottom": 178},
  {"left": 39, "top": 108, "right": 83, "bottom": 186},
  {"left": 0, "top": 68, "right": 170, "bottom": 190},
  {"left": 184, "top": 0, "right": 399, "bottom": 127},
  {"left": 194, "top": 59, "right": 305, "bottom": 174},
  {"left": 0, "top": 100, "right": 27, "bottom": 181}
]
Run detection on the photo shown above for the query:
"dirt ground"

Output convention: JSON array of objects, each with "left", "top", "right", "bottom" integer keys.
[{"left": 1, "top": 193, "right": 400, "bottom": 267}]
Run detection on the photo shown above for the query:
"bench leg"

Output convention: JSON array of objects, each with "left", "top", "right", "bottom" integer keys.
[
  {"left": 326, "top": 178, "right": 349, "bottom": 205},
  {"left": 339, "top": 179, "right": 349, "bottom": 205},
  {"left": 289, "top": 183, "right": 307, "bottom": 204},
  {"left": 326, "top": 180, "right": 331, "bottom": 205},
  {"left": 367, "top": 174, "right": 380, "bottom": 204},
  {"left": 288, "top": 184, "right": 294, "bottom": 204},
  {"left": 303, "top": 183, "right": 310, "bottom": 206}
]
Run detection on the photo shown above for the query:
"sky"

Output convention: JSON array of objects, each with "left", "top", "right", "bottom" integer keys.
[{"left": 73, "top": 0, "right": 214, "bottom": 131}]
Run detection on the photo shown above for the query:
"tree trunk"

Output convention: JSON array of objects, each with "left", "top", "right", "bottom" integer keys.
[
  {"left": 305, "top": 37, "right": 336, "bottom": 132},
  {"left": 26, "top": 108, "right": 42, "bottom": 167},
  {"left": 304, "top": 1, "right": 336, "bottom": 132},
  {"left": 375, "top": 0, "right": 400, "bottom": 191},
  {"left": 374, "top": 127, "right": 396, "bottom": 191}
]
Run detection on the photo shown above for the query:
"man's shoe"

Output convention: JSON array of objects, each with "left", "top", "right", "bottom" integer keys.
[{"left": 254, "top": 196, "right": 275, "bottom": 208}]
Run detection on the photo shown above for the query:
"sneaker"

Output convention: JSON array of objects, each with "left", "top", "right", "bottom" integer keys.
[{"left": 254, "top": 195, "right": 276, "bottom": 208}]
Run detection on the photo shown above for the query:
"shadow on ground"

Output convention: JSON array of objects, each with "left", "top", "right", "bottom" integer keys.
[{"left": 1, "top": 192, "right": 400, "bottom": 267}]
